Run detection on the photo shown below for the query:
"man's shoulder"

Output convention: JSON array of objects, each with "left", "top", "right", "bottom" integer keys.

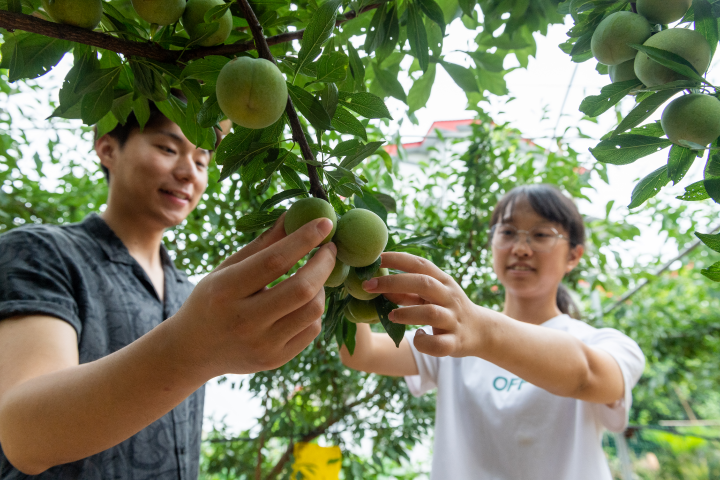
[{"left": 1, "top": 220, "right": 93, "bottom": 253}]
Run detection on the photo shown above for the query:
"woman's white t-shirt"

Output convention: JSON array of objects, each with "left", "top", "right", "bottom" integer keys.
[{"left": 404, "top": 314, "right": 645, "bottom": 480}]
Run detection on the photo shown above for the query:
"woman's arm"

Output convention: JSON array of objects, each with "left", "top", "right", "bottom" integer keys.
[
  {"left": 363, "top": 252, "right": 625, "bottom": 405},
  {"left": 339, "top": 323, "right": 418, "bottom": 376}
]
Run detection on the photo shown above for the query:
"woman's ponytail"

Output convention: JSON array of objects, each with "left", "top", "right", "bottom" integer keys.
[{"left": 556, "top": 283, "right": 581, "bottom": 319}]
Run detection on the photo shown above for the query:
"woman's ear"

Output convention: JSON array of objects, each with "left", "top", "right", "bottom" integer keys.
[
  {"left": 566, "top": 244, "right": 584, "bottom": 273},
  {"left": 95, "top": 134, "right": 120, "bottom": 176}
]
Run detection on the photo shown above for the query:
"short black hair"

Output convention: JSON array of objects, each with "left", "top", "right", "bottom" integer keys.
[{"left": 94, "top": 91, "right": 221, "bottom": 183}]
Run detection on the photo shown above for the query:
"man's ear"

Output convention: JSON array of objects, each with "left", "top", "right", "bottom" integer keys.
[
  {"left": 566, "top": 244, "right": 584, "bottom": 273},
  {"left": 95, "top": 134, "right": 120, "bottom": 175}
]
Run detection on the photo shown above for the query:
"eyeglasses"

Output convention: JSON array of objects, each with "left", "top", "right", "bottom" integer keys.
[{"left": 490, "top": 224, "right": 568, "bottom": 253}]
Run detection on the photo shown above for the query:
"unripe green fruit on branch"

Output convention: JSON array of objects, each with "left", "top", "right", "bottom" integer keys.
[
  {"left": 344, "top": 298, "right": 380, "bottom": 324},
  {"left": 325, "top": 258, "right": 350, "bottom": 287},
  {"left": 637, "top": 0, "right": 692, "bottom": 25},
  {"left": 591, "top": 12, "right": 652, "bottom": 65},
  {"left": 132, "top": 0, "right": 186, "bottom": 26},
  {"left": 182, "top": 0, "right": 233, "bottom": 47},
  {"left": 284, "top": 197, "right": 337, "bottom": 244},
  {"left": 216, "top": 56, "right": 289, "bottom": 130},
  {"left": 609, "top": 59, "right": 639, "bottom": 83},
  {"left": 634, "top": 28, "right": 711, "bottom": 87},
  {"left": 333, "top": 209, "right": 389, "bottom": 267},
  {"left": 661, "top": 94, "right": 720, "bottom": 147},
  {"left": 42, "top": 0, "right": 103, "bottom": 29},
  {"left": 344, "top": 267, "right": 389, "bottom": 301}
]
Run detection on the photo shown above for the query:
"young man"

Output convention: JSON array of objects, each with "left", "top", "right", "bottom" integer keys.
[{"left": 0, "top": 105, "right": 337, "bottom": 478}]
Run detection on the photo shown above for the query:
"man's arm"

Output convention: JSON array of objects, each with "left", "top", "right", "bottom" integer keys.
[{"left": 0, "top": 217, "right": 336, "bottom": 474}]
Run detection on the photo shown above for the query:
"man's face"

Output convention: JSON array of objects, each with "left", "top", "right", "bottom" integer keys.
[{"left": 97, "top": 118, "right": 210, "bottom": 228}]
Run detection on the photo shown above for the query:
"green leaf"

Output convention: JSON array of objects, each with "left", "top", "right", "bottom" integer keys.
[
  {"left": 155, "top": 95, "right": 187, "bottom": 128},
  {"left": 260, "top": 189, "right": 308, "bottom": 211},
  {"left": 111, "top": 93, "right": 134, "bottom": 125},
  {"left": 332, "top": 139, "right": 361, "bottom": 157},
  {"left": 236, "top": 210, "right": 286, "bottom": 233},
  {"left": 612, "top": 88, "right": 681, "bottom": 137},
  {"left": 80, "top": 69, "right": 120, "bottom": 125},
  {"left": 215, "top": 126, "right": 260, "bottom": 167},
  {"left": 375, "top": 5, "right": 399, "bottom": 63},
  {"left": 694, "top": 0, "right": 718, "bottom": 60},
  {"left": 344, "top": 320, "right": 357, "bottom": 355},
  {"left": 130, "top": 60, "right": 168, "bottom": 102},
  {"left": 96, "top": 111, "right": 119, "bottom": 139},
  {"left": 197, "top": 93, "right": 225, "bottom": 128},
  {"left": 325, "top": 289, "right": 351, "bottom": 343},
  {"left": 296, "top": 0, "right": 342, "bottom": 75},
  {"left": 372, "top": 64, "right": 407, "bottom": 102},
  {"left": 5, "top": 0, "right": 21, "bottom": 12},
  {"left": 375, "top": 296, "right": 405, "bottom": 347},
  {"left": 695, "top": 231, "right": 720, "bottom": 253},
  {"left": 340, "top": 141, "right": 384, "bottom": 169},
  {"left": 590, "top": 135, "right": 671, "bottom": 165},
  {"left": 628, "top": 165, "right": 670, "bottom": 209},
  {"left": 53, "top": 48, "right": 99, "bottom": 119},
  {"left": 364, "top": 4, "right": 389, "bottom": 54},
  {"left": 440, "top": 61, "right": 479, "bottom": 93},
  {"left": 287, "top": 83, "right": 333, "bottom": 131},
  {"left": 355, "top": 257, "right": 382, "bottom": 280},
  {"left": 355, "top": 190, "right": 388, "bottom": 223},
  {"left": 319, "top": 82, "right": 339, "bottom": 119},
  {"left": 703, "top": 150, "right": 720, "bottom": 203},
  {"left": 628, "top": 121, "right": 666, "bottom": 138},
  {"left": 700, "top": 261, "right": 720, "bottom": 282},
  {"left": 408, "top": 63, "right": 436, "bottom": 113},
  {"left": 418, "top": 0, "right": 446, "bottom": 35},
  {"left": 316, "top": 51, "right": 349, "bottom": 83},
  {"left": 347, "top": 43, "right": 365, "bottom": 91},
  {"left": 75, "top": 67, "right": 122, "bottom": 95},
  {"left": 180, "top": 56, "right": 230, "bottom": 86},
  {"left": 331, "top": 105, "right": 368, "bottom": 141},
  {"left": 407, "top": 1, "right": 430, "bottom": 73},
  {"left": 630, "top": 43, "right": 709, "bottom": 84},
  {"left": 676, "top": 180, "right": 709, "bottom": 201},
  {"left": 579, "top": 80, "right": 643, "bottom": 117},
  {"left": 458, "top": 0, "right": 477, "bottom": 18},
  {"left": 337, "top": 91, "right": 392, "bottom": 119},
  {"left": 8, "top": 34, "right": 71, "bottom": 82},
  {"left": 133, "top": 96, "right": 151, "bottom": 130},
  {"left": 204, "top": 2, "right": 232, "bottom": 23},
  {"left": 280, "top": 165, "right": 307, "bottom": 191},
  {"left": 667, "top": 145, "right": 696, "bottom": 185}
]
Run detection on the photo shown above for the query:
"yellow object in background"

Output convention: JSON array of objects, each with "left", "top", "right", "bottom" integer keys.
[{"left": 291, "top": 442, "right": 342, "bottom": 480}]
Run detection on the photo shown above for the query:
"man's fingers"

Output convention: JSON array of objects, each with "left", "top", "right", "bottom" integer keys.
[
  {"left": 363, "top": 272, "right": 447, "bottom": 305},
  {"left": 282, "top": 319, "right": 322, "bottom": 361},
  {"left": 270, "top": 288, "right": 326, "bottom": 341},
  {"left": 380, "top": 252, "right": 453, "bottom": 284},
  {"left": 214, "top": 213, "right": 287, "bottom": 272},
  {"left": 389, "top": 304, "right": 453, "bottom": 330},
  {"left": 413, "top": 329, "right": 456, "bottom": 357},
  {"left": 219, "top": 218, "right": 334, "bottom": 298},
  {"left": 244, "top": 242, "right": 336, "bottom": 321}
]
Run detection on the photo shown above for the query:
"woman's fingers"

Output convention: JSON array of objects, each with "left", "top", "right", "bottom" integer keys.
[
  {"left": 380, "top": 252, "right": 454, "bottom": 284},
  {"left": 381, "top": 292, "right": 425, "bottom": 306},
  {"left": 389, "top": 304, "right": 454, "bottom": 330},
  {"left": 363, "top": 272, "right": 447, "bottom": 305},
  {"left": 412, "top": 329, "right": 457, "bottom": 358}
]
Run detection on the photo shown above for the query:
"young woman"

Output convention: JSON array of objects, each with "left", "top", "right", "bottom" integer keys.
[{"left": 340, "top": 184, "right": 644, "bottom": 480}]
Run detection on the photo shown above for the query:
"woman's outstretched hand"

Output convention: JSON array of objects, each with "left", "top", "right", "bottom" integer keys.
[{"left": 362, "top": 252, "right": 484, "bottom": 358}]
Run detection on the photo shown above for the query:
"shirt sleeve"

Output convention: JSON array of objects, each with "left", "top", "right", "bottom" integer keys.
[
  {"left": 586, "top": 327, "right": 645, "bottom": 432},
  {"left": 403, "top": 327, "right": 441, "bottom": 397},
  {"left": 0, "top": 227, "right": 82, "bottom": 337}
]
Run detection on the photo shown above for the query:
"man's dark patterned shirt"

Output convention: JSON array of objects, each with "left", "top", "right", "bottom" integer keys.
[{"left": 0, "top": 213, "right": 204, "bottom": 479}]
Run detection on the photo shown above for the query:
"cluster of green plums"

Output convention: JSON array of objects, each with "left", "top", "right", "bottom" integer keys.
[
  {"left": 590, "top": 0, "right": 720, "bottom": 148},
  {"left": 286, "top": 198, "right": 391, "bottom": 325},
  {"left": 41, "top": 0, "right": 232, "bottom": 46}
]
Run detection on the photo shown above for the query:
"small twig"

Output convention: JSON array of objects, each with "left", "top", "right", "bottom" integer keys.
[
  {"left": 630, "top": 2, "right": 637, "bottom": 13},
  {"left": 236, "top": 0, "right": 328, "bottom": 201}
]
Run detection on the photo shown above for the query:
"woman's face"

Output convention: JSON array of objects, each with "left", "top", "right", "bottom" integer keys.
[{"left": 492, "top": 198, "right": 583, "bottom": 300}]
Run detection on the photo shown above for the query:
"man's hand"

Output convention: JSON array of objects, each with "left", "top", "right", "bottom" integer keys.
[{"left": 173, "top": 215, "right": 337, "bottom": 376}]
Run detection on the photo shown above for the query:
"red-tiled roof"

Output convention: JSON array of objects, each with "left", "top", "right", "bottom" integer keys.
[{"left": 384, "top": 119, "right": 479, "bottom": 155}]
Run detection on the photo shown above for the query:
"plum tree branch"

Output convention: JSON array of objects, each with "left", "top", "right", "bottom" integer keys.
[
  {"left": 0, "top": 5, "right": 380, "bottom": 64},
  {"left": 236, "top": 0, "right": 328, "bottom": 201}
]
